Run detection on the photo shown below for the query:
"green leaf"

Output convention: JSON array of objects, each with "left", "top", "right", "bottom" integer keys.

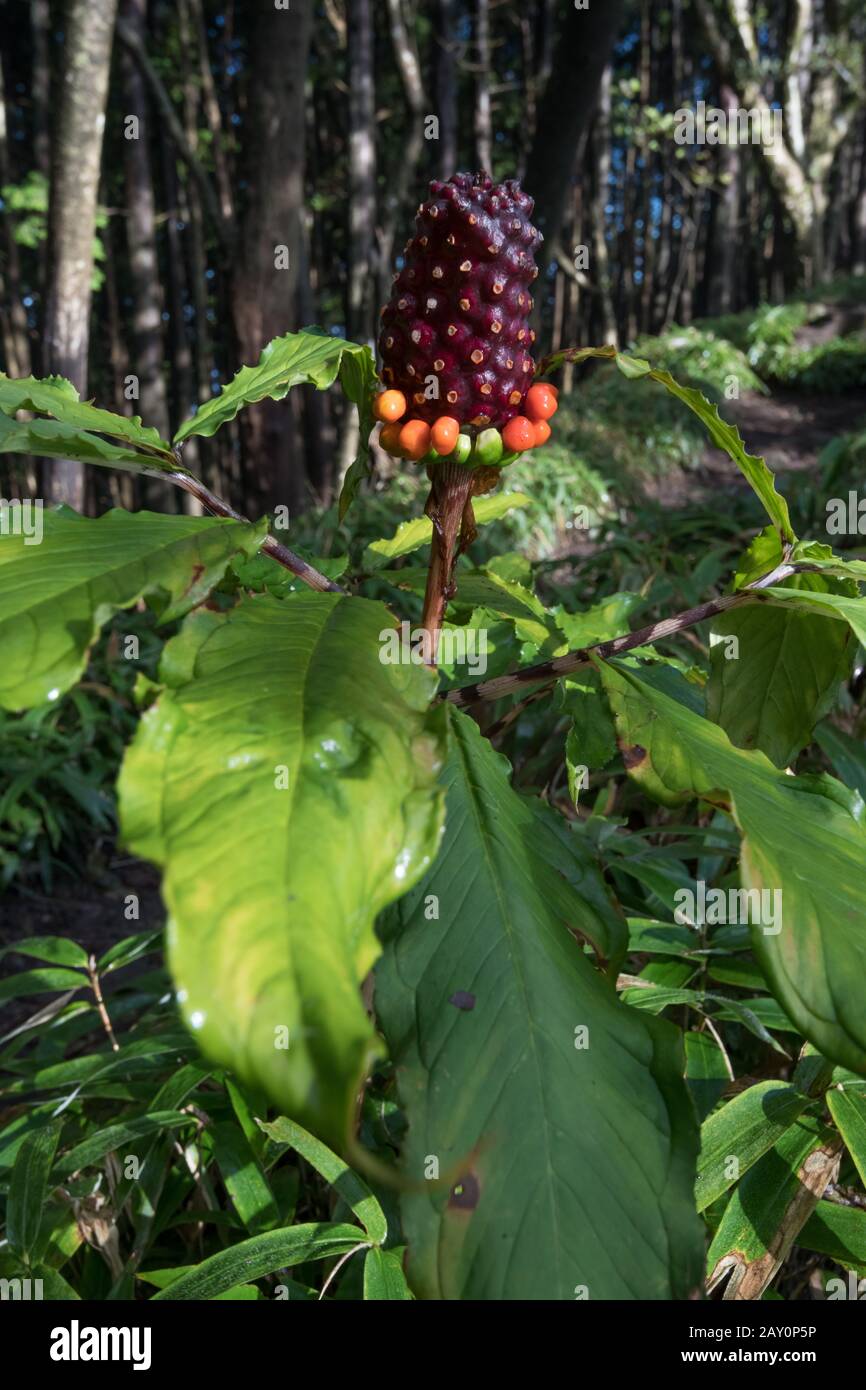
[
  {"left": 119, "top": 592, "right": 446, "bottom": 1148},
  {"left": 815, "top": 722, "right": 866, "bottom": 801},
  {"left": 708, "top": 572, "right": 854, "bottom": 767},
  {"left": 646, "top": 366, "right": 794, "bottom": 543},
  {"left": 175, "top": 327, "right": 372, "bottom": 445},
  {"left": 383, "top": 563, "right": 553, "bottom": 638},
  {"left": 798, "top": 1200, "right": 866, "bottom": 1276},
  {"left": 0, "top": 507, "right": 266, "bottom": 711},
  {"left": 695, "top": 1081, "right": 812, "bottom": 1211},
  {"left": 0, "top": 936, "right": 89, "bottom": 969},
  {"left": 31, "top": 1265, "right": 80, "bottom": 1299},
  {"left": 138, "top": 1268, "right": 260, "bottom": 1299},
  {"left": 257, "top": 1116, "right": 387, "bottom": 1244},
  {"left": 0, "top": 373, "right": 175, "bottom": 471},
  {"left": 375, "top": 707, "right": 703, "bottom": 1300},
  {"left": 211, "top": 1123, "right": 280, "bottom": 1235},
  {"left": 337, "top": 344, "right": 379, "bottom": 521},
  {"left": 685, "top": 1032, "right": 729, "bottom": 1123},
  {"left": 760, "top": 585, "right": 866, "bottom": 647},
  {"left": 597, "top": 658, "right": 866, "bottom": 1074},
  {"left": 363, "top": 1247, "right": 414, "bottom": 1300},
  {"left": 706, "top": 1115, "right": 840, "bottom": 1297},
  {"left": 150, "top": 1223, "right": 365, "bottom": 1299},
  {"left": 55, "top": 1113, "right": 194, "bottom": 1175},
  {"left": 0, "top": 967, "right": 88, "bottom": 1002},
  {"left": 536, "top": 346, "right": 793, "bottom": 541},
  {"left": 7, "top": 1122, "right": 61, "bottom": 1259},
  {"left": 827, "top": 1087, "right": 866, "bottom": 1189},
  {"left": 362, "top": 492, "right": 531, "bottom": 570}
]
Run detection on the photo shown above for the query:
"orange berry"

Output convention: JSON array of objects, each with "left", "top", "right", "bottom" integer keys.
[
  {"left": 398, "top": 418, "right": 432, "bottom": 461},
  {"left": 547, "top": 384, "right": 559, "bottom": 398},
  {"left": 379, "top": 422, "right": 405, "bottom": 456},
  {"left": 431, "top": 415, "right": 460, "bottom": 455},
  {"left": 533, "top": 419, "right": 551, "bottom": 446},
  {"left": 502, "top": 416, "right": 536, "bottom": 453},
  {"left": 524, "top": 383, "right": 558, "bottom": 421},
  {"left": 373, "top": 389, "right": 407, "bottom": 423}
]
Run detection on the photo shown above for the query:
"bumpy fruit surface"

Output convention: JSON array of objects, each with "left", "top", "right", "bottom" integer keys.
[{"left": 378, "top": 172, "right": 542, "bottom": 431}]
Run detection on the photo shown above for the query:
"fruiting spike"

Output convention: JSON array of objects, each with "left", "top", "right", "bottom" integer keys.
[{"left": 378, "top": 172, "right": 542, "bottom": 431}]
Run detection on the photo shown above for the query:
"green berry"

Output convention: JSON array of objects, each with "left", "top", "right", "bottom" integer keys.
[
  {"left": 474, "top": 427, "right": 504, "bottom": 467},
  {"left": 452, "top": 432, "right": 473, "bottom": 464}
]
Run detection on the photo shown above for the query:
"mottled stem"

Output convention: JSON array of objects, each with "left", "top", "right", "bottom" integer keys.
[{"left": 420, "top": 459, "right": 476, "bottom": 665}]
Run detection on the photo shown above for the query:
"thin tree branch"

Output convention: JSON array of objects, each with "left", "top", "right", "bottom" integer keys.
[
  {"left": 168, "top": 469, "right": 346, "bottom": 594},
  {"left": 444, "top": 559, "right": 806, "bottom": 707}
]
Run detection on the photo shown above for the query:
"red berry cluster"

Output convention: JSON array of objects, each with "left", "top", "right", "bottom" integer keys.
[{"left": 373, "top": 382, "right": 557, "bottom": 462}]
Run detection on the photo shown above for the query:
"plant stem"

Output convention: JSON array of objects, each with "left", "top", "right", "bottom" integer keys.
[
  {"left": 445, "top": 559, "right": 804, "bottom": 707},
  {"left": 420, "top": 459, "right": 476, "bottom": 666},
  {"left": 168, "top": 468, "right": 345, "bottom": 594}
]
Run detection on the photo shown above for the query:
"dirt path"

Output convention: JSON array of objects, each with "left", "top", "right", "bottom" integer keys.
[{"left": 707, "top": 390, "right": 864, "bottom": 478}]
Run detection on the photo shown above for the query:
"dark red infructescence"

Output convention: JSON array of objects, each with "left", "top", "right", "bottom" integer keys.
[{"left": 373, "top": 173, "right": 557, "bottom": 465}]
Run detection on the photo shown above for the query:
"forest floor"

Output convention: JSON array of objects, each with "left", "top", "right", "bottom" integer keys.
[
  {"left": 646, "top": 388, "right": 865, "bottom": 514},
  {"left": 708, "top": 389, "right": 863, "bottom": 476}
]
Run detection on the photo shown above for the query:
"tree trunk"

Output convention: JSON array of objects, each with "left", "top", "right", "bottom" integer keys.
[
  {"left": 31, "top": 0, "right": 52, "bottom": 179},
  {"left": 525, "top": 0, "right": 626, "bottom": 269},
  {"left": 591, "top": 65, "right": 617, "bottom": 346},
  {"left": 44, "top": 0, "right": 118, "bottom": 509},
  {"left": 346, "top": 0, "right": 377, "bottom": 345},
  {"left": 378, "top": 0, "right": 426, "bottom": 313},
  {"left": 230, "top": 0, "right": 311, "bottom": 515},
  {"left": 0, "top": 56, "right": 32, "bottom": 379},
  {"left": 706, "top": 85, "right": 740, "bottom": 316},
  {"left": 433, "top": 0, "right": 458, "bottom": 178},
  {"left": 474, "top": 0, "right": 492, "bottom": 172},
  {"left": 120, "top": 0, "right": 171, "bottom": 448}
]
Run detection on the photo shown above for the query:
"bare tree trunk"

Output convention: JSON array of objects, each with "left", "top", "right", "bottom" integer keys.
[
  {"left": 44, "top": 0, "right": 118, "bottom": 509},
  {"left": 31, "top": 0, "right": 52, "bottom": 179},
  {"left": 591, "top": 65, "right": 617, "bottom": 346},
  {"left": 230, "top": 0, "right": 311, "bottom": 514},
  {"left": 378, "top": 0, "right": 426, "bottom": 312},
  {"left": 474, "top": 0, "right": 492, "bottom": 171},
  {"left": 433, "top": 0, "right": 458, "bottom": 178},
  {"left": 120, "top": 0, "right": 170, "bottom": 449},
  {"left": 188, "top": 0, "right": 234, "bottom": 225},
  {"left": 526, "top": 0, "right": 626, "bottom": 270},
  {"left": 159, "top": 118, "right": 203, "bottom": 513},
  {"left": 346, "top": 0, "right": 377, "bottom": 345},
  {"left": 0, "top": 57, "right": 32, "bottom": 379},
  {"left": 706, "top": 85, "right": 740, "bottom": 315}
]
